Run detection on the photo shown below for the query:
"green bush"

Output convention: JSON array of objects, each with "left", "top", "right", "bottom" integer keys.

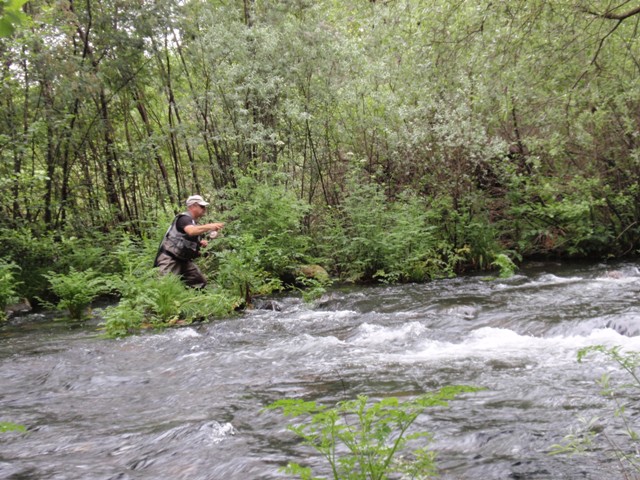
[
  {"left": 0, "top": 259, "right": 21, "bottom": 320},
  {"left": 491, "top": 253, "right": 519, "bottom": 278},
  {"left": 295, "top": 274, "right": 332, "bottom": 303},
  {"left": 211, "top": 233, "right": 284, "bottom": 306},
  {"left": 55, "top": 235, "right": 110, "bottom": 273},
  {"left": 101, "top": 298, "right": 146, "bottom": 338},
  {"left": 93, "top": 230, "right": 239, "bottom": 337},
  {"left": 101, "top": 280, "right": 239, "bottom": 338},
  {"left": 0, "top": 228, "right": 59, "bottom": 302},
  {"left": 218, "top": 173, "right": 312, "bottom": 278},
  {"left": 266, "top": 386, "right": 480, "bottom": 480},
  {"left": 101, "top": 272, "right": 240, "bottom": 338},
  {"left": 316, "top": 182, "right": 460, "bottom": 283},
  {"left": 506, "top": 176, "right": 612, "bottom": 257},
  {"left": 41, "top": 268, "right": 110, "bottom": 319}
]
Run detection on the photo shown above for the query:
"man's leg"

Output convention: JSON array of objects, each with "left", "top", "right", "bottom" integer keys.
[
  {"left": 182, "top": 261, "right": 207, "bottom": 289},
  {"left": 154, "top": 252, "right": 184, "bottom": 277}
]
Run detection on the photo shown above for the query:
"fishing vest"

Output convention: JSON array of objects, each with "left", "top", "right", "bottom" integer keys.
[{"left": 158, "top": 212, "right": 200, "bottom": 261}]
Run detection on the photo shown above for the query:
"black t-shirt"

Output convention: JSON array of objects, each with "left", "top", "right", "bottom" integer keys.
[{"left": 175, "top": 214, "right": 194, "bottom": 234}]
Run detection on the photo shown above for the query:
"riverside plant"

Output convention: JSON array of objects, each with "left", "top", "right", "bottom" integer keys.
[
  {"left": 266, "top": 386, "right": 480, "bottom": 480},
  {"left": 491, "top": 253, "right": 519, "bottom": 278},
  {"left": 40, "top": 268, "right": 110, "bottom": 320},
  {"left": 101, "top": 272, "right": 240, "bottom": 338},
  {"left": 551, "top": 346, "right": 640, "bottom": 476},
  {"left": 0, "top": 260, "right": 21, "bottom": 321},
  {"left": 0, "top": 422, "right": 26, "bottom": 433},
  {"left": 212, "top": 233, "right": 284, "bottom": 306}
]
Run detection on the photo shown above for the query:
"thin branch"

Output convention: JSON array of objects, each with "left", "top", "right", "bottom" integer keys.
[
  {"left": 583, "top": 5, "right": 640, "bottom": 21},
  {"left": 572, "top": 17, "right": 624, "bottom": 89}
]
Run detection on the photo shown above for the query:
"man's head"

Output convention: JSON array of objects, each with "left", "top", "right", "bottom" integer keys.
[{"left": 186, "top": 195, "right": 209, "bottom": 219}]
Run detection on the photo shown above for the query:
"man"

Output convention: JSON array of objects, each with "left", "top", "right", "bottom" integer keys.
[{"left": 154, "top": 195, "right": 225, "bottom": 288}]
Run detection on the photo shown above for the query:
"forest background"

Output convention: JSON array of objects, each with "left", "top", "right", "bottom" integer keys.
[{"left": 1, "top": 0, "right": 639, "bottom": 332}]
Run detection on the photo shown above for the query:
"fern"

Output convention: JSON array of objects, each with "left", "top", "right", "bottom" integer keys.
[{"left": 42, "top": 268, "right": 110, "bottom": 319}]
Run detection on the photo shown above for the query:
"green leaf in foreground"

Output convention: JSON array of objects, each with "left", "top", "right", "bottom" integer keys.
[
  {"left": 0, "top": 421, "right": 26, "bottom": 433},
  {"left": 266, "top": 385, "right": 481, "bottom": 480}
]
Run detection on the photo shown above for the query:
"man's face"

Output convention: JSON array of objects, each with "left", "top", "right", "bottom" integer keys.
[{"left": 189, "top": 203, "right": 206, "bottom": 220}]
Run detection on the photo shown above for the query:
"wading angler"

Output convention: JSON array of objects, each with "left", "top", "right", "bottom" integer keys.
[{"left": 154, "top": 195, "right": 225, "bottom": 288}]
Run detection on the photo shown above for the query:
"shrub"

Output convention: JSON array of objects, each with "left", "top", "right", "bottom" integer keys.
[
  {"left": 101, "top": 272, "right": 240, "bottom": 338},
  {"left": 218, "top": 173, "right": 312, "bottom": 278},
  {"left": 317, "top": 183, "right": 458, "bottom": 283},
  {"left": 209, "top": 233, "right": 284, "bottom": 306},
  {"left": 506, "top": 176, "right": 612, "bottom": 257},
  {"left": 0, "top": 228, "right": 59, "bottom": 302},
  {"left": 0, "top": 259, "right": 21, "bottom": 320},
  {"left": 266, "top": 386, "right": 480, "bottom": 480},
  {"left": 41, "top": 268, "right": 110, "bottom": 319},
  {"left": 101, "top": 298, "right": 147, "bottom": 338},
  {"left": 491, "top": 253, "right": 519, "bottom": 278},
  {"left": 295, "top": 273, "right": 332, "bottom": 303},
  {"left": 96, "top": 231, "right": 240, "bottom": 337}
]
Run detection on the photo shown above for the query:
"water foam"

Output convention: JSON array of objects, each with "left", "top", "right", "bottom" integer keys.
[
  {"left": 349, "top": 321, "right": 428, "bottom": 346},
  {"left": 397, "top": 326, "right": 640, "bottom": 365}
]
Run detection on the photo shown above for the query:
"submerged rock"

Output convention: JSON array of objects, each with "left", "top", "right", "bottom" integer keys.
[
  {"left": 297, "top": 264, "right": 330, "bottom": 282},
  {"left": 602, "top": 270, "right": 624, "bottom": 279},
  {"left": 5, "top": 299, "right": 32, "bottom": 319},
  {"left": 252, "top": 299, "right": 282, "bottom": 311}
]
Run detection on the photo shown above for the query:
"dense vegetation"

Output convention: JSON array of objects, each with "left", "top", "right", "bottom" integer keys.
[{"left": 1, "top": 1, "right": 639, "bottom": 328}]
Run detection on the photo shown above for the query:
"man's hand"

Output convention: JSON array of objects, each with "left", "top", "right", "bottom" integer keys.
[{"left": 206, "top": 222, "right": 225, "bottom": 232}]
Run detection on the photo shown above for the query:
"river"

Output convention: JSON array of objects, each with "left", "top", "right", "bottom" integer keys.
[{"left": 2, "top": 261, "right": 640, "bottom": 479}]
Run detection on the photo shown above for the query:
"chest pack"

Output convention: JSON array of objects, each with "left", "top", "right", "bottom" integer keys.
[{"left": 159, "top": 213, "right": 200, "bottom": 261}]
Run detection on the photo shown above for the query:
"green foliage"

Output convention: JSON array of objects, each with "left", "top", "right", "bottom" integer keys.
[
  {"left": 552, "top": 346, "right": 640, "bottom": 474},
  {"left": 4, "top": 0, "right": 640, "bottom": 296},
  {"left": 219, "top": 174, "right": 312, "bottom": 277},
  {"left": 0, "top": 0, "right": 29, "bottom": 37},
  {"left": 107, "top": 233, "right": 158, "bottom": 294},
  {"left": 506, "top": 176, "right": 613, "bottom": 257},
  {"left": 549, "top": 416, "right": 600, "bottom": 456},
  {"left": 204, "top": 174, "right": 314, "bottom": 303},
  {"left": 101, "top": 273, "right": 239, "bottom": 338},
  {"left": 140, "top": 273, "right": 194, "bottom": 323},
  {"left": 318, "top": 182, "right": 463, "bottom": 283},
  {"left": 0, "top": 228, "right": 59, "bottom": 302},
  {"left": 54, "top": 233, "right": 125, "bottom": 274},
  {"left": 0, "top": 259, "right": 21, "bottom": 320},
  {"left": 295, "top": 275, "right": 332, "bottom": 303},
  {"left": 491, "top": 253, "right": 519, "bottom": 279},
  {"left": 100, "top": 233, "right": 239, "bottom": 337},
  {"left": 0, "top": 421, "right": 26, "bottom": 433},
  {"left": 41, "top": 268, "right": 110, "bottom": 320},
  {"left": 266, "top": 386, "right": 480, "bottom": 480},
  {"left": 101, "top": 298, "right": 146, "bottom": 339},
  {"left": 212, "top": 233, "right": 283, "bottom": 306},
  {"left": 426, "top": 195, "right": 504, "bottom": 273}
]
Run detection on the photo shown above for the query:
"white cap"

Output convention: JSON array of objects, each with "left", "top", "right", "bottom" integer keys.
[{"left": 186, "top": 195, "right": 209, "bottom": 207}]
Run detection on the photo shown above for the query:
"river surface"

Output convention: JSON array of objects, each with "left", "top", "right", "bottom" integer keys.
[{"left": 2, "top": 261, "right": 640, "bottom": 479}]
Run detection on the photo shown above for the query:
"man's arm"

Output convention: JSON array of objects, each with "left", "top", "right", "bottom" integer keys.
[{"left": 184, "top": 222, "right": 225, "bottom": 236}]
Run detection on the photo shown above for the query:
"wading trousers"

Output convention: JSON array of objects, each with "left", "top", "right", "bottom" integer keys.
[{"left": 154, "top": 252, "right": 207, "bottom": 289}]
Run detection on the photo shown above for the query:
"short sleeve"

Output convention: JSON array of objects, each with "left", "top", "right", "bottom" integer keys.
[{"left": 175, "top": 215, "right": 193, "bottom": 234}]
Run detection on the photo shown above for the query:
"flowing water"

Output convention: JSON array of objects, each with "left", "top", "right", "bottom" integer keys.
[{"left": 2, "top": 261, "right": 640, "bottom": 479}]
